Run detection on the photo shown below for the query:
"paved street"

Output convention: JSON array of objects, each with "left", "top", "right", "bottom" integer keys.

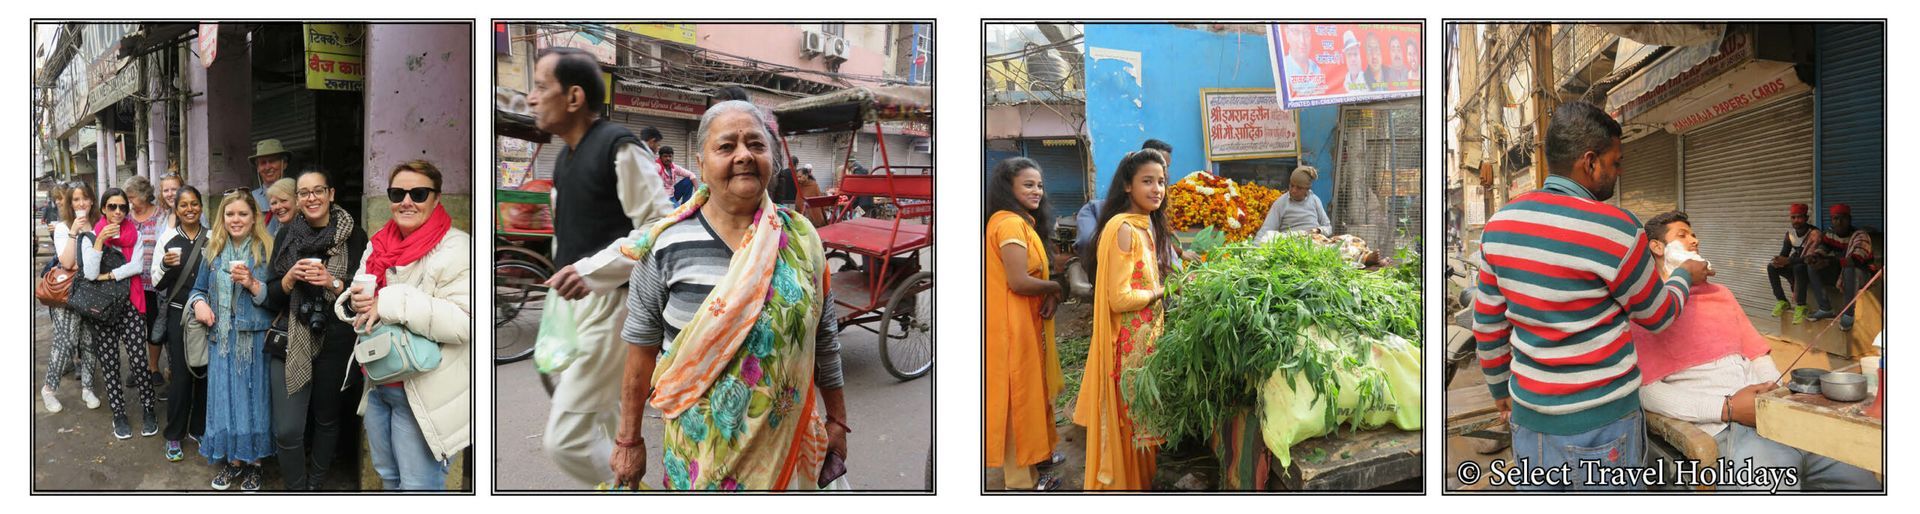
[{"left": 492, "top": 293, "right": 935, "bottom": 491}]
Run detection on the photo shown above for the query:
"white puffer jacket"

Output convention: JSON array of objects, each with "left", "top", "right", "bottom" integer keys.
[{"left": 335, "top": 227, "right": 472, "bottom": 461}]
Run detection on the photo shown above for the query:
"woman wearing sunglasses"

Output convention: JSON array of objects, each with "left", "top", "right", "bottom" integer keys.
[
  {"left": 336, "top": 160, "right": 471, "bottom": 490},
  {"left": 79, "top": 188, "right": 159, "bottom": 440}
]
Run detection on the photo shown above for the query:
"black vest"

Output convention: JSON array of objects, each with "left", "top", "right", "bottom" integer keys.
[{"left": 554, "top": 119, "right": 643, "bottom": 267}]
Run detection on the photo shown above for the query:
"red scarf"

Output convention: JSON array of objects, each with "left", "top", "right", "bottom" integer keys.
[
  {"left": 94, "top": 216, "right": 146, "bottom": 314},
  {"left": 364, "top": 205, "right": 452, "bottom": 289}
]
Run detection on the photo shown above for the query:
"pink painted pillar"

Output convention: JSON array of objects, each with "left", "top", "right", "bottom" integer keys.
[
  {"left": 362, "top": 23, "right": 473, "bottom": 232},
  {"left": 183, "top": 25, "right": 252, "bottom": 195}
]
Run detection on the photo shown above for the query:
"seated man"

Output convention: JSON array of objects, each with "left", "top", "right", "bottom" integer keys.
[
  {"left": 1765, "top": 203, "right": 1824, "bottom": 323},
  {"left": 1818, "top": 203, "right": 1875, "bottom": 331},
  {"left": 1632, "top": 210, "right": 1880, "bottom": 491}
]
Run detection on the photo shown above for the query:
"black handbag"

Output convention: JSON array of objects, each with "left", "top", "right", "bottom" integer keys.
[
  {"left": 68, "top": 235, "right": 131, "bottom": 321},
  {"left": 265, "top": 313, "right": 290, "bottom": 359}
]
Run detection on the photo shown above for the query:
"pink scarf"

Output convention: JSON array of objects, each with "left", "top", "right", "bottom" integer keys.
[
  {"left": 94, "top": 217, "right": 146, "bottom": 314},
  {"left": 1630, "top": 283, "right": 1770, "bottom": 384}
]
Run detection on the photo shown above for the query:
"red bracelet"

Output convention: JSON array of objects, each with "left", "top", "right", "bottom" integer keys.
[{"left": 615, "top": 436, "right": 644, "bottom": 448}]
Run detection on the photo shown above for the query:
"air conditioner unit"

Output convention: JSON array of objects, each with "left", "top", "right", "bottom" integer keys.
[
  {"left": 801, "top": 31, "right": 826, "bottom": 57},
  {"left": 911, "top": 138, "right": 932, "bottom": 153},
  {"left": 825, "top": 36, "right": 850, "bottom": 62}
]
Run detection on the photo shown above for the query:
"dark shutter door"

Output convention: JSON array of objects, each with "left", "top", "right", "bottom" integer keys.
[
  {"left": 1023, "top": 140, "right": 1089, "bottom": 221},
  {"left": 1816, "top": 23, "right": 1885, "bottom": 230}
]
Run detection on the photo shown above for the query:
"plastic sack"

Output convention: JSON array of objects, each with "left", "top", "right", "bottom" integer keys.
[{"left": 533, "top": 296, "right": 581, "bottom": 374}]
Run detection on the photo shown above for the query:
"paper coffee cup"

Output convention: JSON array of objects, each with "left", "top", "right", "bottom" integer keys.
[
  {"left": 352, "top": 273, "right": 378, "bottom": 295},
  {"left": 228, "top": 260, "right": 246, "bottom": 272},
  {"left": 301, "top": 257, "right": 322, "bottom": 267},
  {"left": 167, "top": 247, "right": 182, "bottom": 258}
]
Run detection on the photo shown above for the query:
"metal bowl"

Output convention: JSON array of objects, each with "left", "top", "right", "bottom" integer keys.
[
  {"left": 1788, "top": 368, "right": 1826, "bottom": 394},
  {"left": 1820, "top": 372, "right": 1870, "bottom": 402}
]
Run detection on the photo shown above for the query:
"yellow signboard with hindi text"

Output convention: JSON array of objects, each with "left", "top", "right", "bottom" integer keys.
[{"left": 305, "top": 24, "right": 366, "bottom": 92}]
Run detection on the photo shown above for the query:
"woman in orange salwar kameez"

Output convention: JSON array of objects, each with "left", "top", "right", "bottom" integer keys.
[
  {"left": 983, "top": 157, "right": 1068, "bottom": 490},
  {"left": 1075, "top": 149, "right": 1172, "bottom": 491}
]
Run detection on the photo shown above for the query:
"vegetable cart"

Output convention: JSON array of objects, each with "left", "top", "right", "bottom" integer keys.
[{"left": 773, "top": 85, "right": 934, "bottom": 381}]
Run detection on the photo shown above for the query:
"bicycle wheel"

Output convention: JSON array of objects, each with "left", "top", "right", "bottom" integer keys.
[
  {"left": 494, "top": 259, "right": 550, "bottom": 364},
  {"left": 877, "top": 271, "right": 934, "bottom": 380}
]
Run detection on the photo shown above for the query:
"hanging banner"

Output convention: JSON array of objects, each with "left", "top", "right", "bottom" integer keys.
[
  {"left": 304, "top": 24, "right": 365, "bottom": 91},
  {"left": 614, "top": 23, "right": 697, "bottom": 46},
  {"left": 198, "top": 23, "right": 219, "bottom": 68},
  {"left": 1267, "top": 23, "right": 1422, "bottom": 109},
  {"left": 1199, "top": 88, "right": 1299, "bottom": 161}
]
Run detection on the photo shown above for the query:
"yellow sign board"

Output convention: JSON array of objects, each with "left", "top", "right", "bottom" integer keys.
[
  {"left": 305, "top": 24, "right": 365, "bottom": 91},
  {"left": 614, "top": 24, "right": 697, "bottom": 45}
]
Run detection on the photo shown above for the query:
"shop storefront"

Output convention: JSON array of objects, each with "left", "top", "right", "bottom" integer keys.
[
  {"left": 1604, "top": 24, "right": 1848, "bottom": 316},
  {"left": 1682, "top": 96, "right": 1816, "bottom": 315}
]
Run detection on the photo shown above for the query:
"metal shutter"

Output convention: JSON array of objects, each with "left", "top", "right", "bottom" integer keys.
[
  {"left": 1816, "top": 23, "right": 1885, "bottom": 231},
  {"left": 250, "top": 83, "right": 317, "bottom": 166},
  {"left": 1333, "top": 101, "right": 1422, "bottom": 252},
  {"left": 786, "top": 132, "right": 844, "bottom": 187},
  {"left": 1616, "top": 130, "right": 1679, "bottom": 224},
  {"left": 531, "top": 140, "right": 560, "bottom": 181},
  {"left": 1022, "top": 140, "right": 1088, "bottom": 221},
  {"left": 1683, "top": 94, "right": 1815, "bottom": 317}
]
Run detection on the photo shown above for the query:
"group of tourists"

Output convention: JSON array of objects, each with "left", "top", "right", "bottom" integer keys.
[{"left": 37, "top": 139, "right": 471, "bottom": 491}]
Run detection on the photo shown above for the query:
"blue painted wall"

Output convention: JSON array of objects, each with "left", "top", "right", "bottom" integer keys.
[{"left": 1083, "top": 24, "right": 1340, "bottom": 203}]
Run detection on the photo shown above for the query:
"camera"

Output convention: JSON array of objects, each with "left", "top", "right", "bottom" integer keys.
[{"left": 298, "top": 299, "right": 330, "bottom": 333}]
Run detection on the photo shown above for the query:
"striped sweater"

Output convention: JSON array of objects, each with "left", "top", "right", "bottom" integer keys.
[
  {"left": 1821, "top": 227, "right": 1874, "bottom": 268},
  {"left": 1473, "top": 175, "right": 1694, "bottom": 435}
]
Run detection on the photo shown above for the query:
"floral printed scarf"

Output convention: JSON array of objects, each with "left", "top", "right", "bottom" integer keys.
[{"left": 623, "top": 184, "right": 829, "bottom": 491}]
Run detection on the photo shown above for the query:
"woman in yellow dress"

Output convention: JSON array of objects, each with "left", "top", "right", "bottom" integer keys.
[
  {"left": 1075, "top": 149, "right": 1172, "bottom": 491},
  {"left": 983, "top": 157, "right": 1066, "bottom": 490}
]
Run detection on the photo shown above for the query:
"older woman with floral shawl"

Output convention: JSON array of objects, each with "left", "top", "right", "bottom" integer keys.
[{"left": 611, "top": 100, "right": 849, "bottom": 491}]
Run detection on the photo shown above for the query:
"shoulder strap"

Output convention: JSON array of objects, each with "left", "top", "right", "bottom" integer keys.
[{"left": 166, "top": 235, "right": 209, "bottom": 301}]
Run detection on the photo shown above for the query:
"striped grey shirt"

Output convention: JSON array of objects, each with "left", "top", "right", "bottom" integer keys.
[{"left": 622, "top": 213, "right": 843, "bottom": 389}]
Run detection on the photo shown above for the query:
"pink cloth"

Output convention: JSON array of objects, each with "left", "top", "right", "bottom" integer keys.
[
  {"left": 1630, "top": 283, "right": 1770, "bottom": 384},
  {"left": 93, "top": 217, "right": 147, "bottom": 314}
]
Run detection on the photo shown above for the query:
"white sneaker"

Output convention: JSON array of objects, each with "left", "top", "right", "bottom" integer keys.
[
  {"left": 40, "top": 386, "right": 62, "bottom": 413},
  {"left": 82, "top": 389, "right": 100, "bottom": 410}
]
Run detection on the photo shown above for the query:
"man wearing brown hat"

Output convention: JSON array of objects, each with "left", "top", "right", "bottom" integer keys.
[{"left": 250, "top": 139, "right": 293, "bottom": 233}]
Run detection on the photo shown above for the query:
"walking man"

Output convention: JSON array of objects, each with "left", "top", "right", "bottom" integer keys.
[{"left": 528, "top": 47, "right": 674, "bottom": 487}]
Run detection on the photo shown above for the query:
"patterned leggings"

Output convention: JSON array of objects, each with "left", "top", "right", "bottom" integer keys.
[
  {"left": 87, "top": 302, "right": 155, "bottom": 418},
  {"left": 45, "top": 307, "right": 97, "bottom": 391}
]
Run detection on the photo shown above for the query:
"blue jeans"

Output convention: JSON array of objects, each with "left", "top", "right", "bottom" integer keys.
[
  {"left": 1511, "top": 410, "right": 1646, "bottom": 491},
  {"left": 365, "top": 386, "right": 448, "bottom": 490},
  {"left": 1716, "top": 423, "right": 1880, "bottom": 491}
]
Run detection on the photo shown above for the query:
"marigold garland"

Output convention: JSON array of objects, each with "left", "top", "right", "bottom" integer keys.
[{"left": 1166, "top": 172, "right": 1281, "bottom": 242}]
